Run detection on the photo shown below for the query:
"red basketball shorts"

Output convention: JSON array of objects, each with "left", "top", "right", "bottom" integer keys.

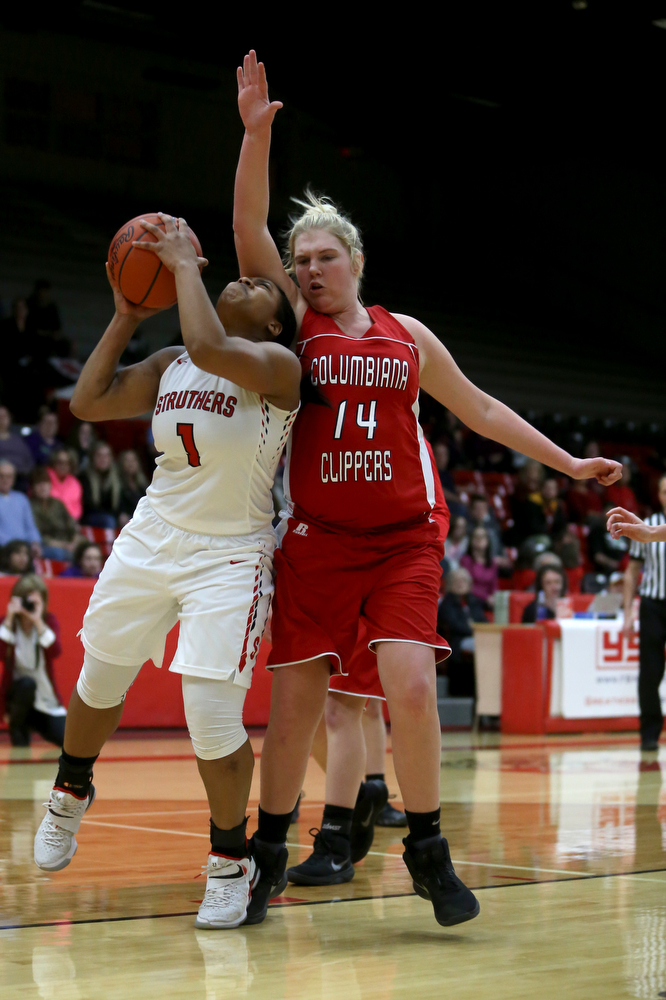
[
  {"left": 267, "top": 516, "right": 450, "bottom": 675},
  {"left": 328, "top": 621, "right": 385, "bottom": 699}
]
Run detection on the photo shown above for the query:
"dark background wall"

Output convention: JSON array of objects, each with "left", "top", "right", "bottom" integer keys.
[{"left": 2, "top": 1, "right": 666, "bottom": 418}]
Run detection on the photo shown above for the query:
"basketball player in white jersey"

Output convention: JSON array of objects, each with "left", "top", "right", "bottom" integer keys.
[{"left": 33, "top": 215, "right": 301, "bottom": 931}]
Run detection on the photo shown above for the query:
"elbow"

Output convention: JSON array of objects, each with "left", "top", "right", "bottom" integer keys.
[
  {"left": 187, "top": 342, "right": 215, "bottom": 372},
  {"left": 69, "top": 392, "right": 95, "bottom": 422}
]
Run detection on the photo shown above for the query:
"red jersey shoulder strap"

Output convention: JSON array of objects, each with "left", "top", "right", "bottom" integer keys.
[{"left": 299, "top": 304, "right": 416, "bottom": 346}]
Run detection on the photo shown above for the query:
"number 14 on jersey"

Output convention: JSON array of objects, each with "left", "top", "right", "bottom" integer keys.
[{"left": 333, "top": 400, "right": 377, "bottom": 440}]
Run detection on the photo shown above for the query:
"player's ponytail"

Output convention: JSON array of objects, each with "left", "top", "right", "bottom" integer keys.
[{"left": 283, "top": 188, "right": 364, "bottom": 289}]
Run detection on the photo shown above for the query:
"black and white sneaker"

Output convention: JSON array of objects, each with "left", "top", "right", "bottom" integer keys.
[
  {"left": 376, "top": 801, "right": 408, "bottom": 828},
  {"left": 244, "top": 836, "right": 288, "bottom": 926},
  {"left": 287, "top": 828, "right": 355, "bottom": 886},
  {"left": 402, "top": 836, "right": 480, "bottom": 927},
  {"left": 350, "top": 780, "right": 389, "bottom": 863}
]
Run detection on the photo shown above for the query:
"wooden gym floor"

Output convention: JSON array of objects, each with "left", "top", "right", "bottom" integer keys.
[{"left": 1, "top": 729, "right": 665, "bottom": 999}]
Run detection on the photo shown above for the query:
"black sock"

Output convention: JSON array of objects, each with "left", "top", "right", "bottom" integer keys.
[
  {"left": 366, "top": 773, "right": 385, "bottom": 783},
  {"left": 321, "top": 804, "right": 353, "bottom": 841},
  {"left": 210, "top": 817, "right": 248, "bottom": 859},
  {"left": 55, "top": 751, "right": 98, "bottom": 798},
  {"left": 256, "top": 805, "right": 293, "bottom": 851},
  {"left": 405, "top": 808, "right": 441, "bottom": 847}
]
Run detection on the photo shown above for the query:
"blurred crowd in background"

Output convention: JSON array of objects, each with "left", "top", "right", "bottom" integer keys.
[{"left": 3, "top": 280, "right": 665, "bottom": 700}]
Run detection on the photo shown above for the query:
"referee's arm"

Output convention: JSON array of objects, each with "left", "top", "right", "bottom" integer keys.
[{"left": 623, "top": 558, "right": 642, "bottom": 639}]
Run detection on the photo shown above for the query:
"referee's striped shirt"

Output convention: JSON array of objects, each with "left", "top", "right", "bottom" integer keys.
[{"left": 629, "top": 512, "right": 666, "bottom": 599}]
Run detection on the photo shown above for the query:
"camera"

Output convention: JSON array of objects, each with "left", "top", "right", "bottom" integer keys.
[{"left": 21, "top": 597, "right": 36, "bottom": 613}]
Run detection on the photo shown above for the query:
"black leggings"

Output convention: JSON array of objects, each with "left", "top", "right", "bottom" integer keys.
[
  {"left": 638, "top": 597, "right": 666, "bottom": 742},
  {"left": 6, "top": 676, "right": 66, "bottom": 747}
]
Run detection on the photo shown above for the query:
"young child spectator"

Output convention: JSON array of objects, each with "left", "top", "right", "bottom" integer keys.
[
  {"left": 66, "top": 420, "right": 97, "bottom": 474},
  {"left": 605, "top": 458, "right": 639, "bottom": 515},
  {"left": 0, "top": 540, "right": 35, "bottom": 576},
  {"left": 26, "top": 409, "right": 62, "bottom": 466},
  {"left": 444, "top": 515, "right": 469, "bottom": 570},
  {"left": 29, "top": 468, "right": 78, "bottom": 562},
  {"left": 461, "top": 526, "right": 499, "bottom": 607},
  {"left": 58, "top": 541, "right": 103, "bottom": 578},
  {"left": 79, "top": 441, "right": 122, "bottom": 529},
  {"left": 0, "top": 461, "right": 41, "bottom": 554},
  {"left": 467, "top": 494, "right": 505, "bottom": 559},
  {"left": 0, "top": 573, "right": 65, "bottom": 747},
  {"left": 47, "top": 447, "right": 83, "bottom": 521},
  {"left": 0, "top": 405, "right": 34, "bottom": 486},
  {"left": 521, "top": 565, "right": 567, "bottom": 622},
  {"left": 437, "top": 567, "right": 487, "bottom": 697},
  {"left": 118, "top": 449, "right": 149, "bottom": 524}
]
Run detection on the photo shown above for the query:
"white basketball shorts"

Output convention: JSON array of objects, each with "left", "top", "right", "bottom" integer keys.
[{"left": 80, "top": 497, "right": 275, "bottom": 688}]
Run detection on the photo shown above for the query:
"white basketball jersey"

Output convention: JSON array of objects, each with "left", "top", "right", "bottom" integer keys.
[{"left": 145, "top": 353, "right": 298, "bottom": 536}]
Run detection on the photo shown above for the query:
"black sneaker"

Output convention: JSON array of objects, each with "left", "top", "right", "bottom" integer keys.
[
  {"left": 641, "top": 739, "right": 659, "bottom": 752},
  {"left": 287, "top": 828, "right": 355, "bottom": 885},
  {"left": 402, "top": 836, "right": 480, "bottom": 927},
  {"left": 244, "top": 835, "right": 288, "bottom": 925},
  {"left": 350, "top": 780, "right": 389, "bottom": 863},
  {"left": 375, "top": 801, "right": 408, "bottom": 828}
]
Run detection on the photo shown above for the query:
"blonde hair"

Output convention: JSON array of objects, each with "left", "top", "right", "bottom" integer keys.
[
  {"left": 11, "top": 573, "right": 48, "bottom": 609},
  {"left": 283, "top": 189, "right": 364, "bottom": 287}
]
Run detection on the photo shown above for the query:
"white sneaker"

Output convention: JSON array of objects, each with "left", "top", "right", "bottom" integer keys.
[
  {"left": 195, "top": 853, "right": 258, "bottom": 930},
  {"left": 34, "top": 785, "right": 96, "bottom": 872}
]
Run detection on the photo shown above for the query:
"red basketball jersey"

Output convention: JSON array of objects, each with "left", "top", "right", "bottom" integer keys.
[{"left": 284, "top": 305, "right": 441, "bottom": 533}]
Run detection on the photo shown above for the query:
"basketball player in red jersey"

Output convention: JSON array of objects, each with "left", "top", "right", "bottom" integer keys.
[
  {"left": 289, "top": 439, "right": 450, "bottom": 885},
  {"left": 234, "top": 50, "right": 622, "bottom": 927},
  {"left": 33, "top": 216, "right": 301, "bottom": 930}
]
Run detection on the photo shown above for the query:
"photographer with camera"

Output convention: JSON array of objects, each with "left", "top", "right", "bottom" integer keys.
[{"left": 0, "top": 574, "right": 65, "bottom": 747}]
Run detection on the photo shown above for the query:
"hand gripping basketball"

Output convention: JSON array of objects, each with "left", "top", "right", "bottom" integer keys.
[{"left": 108, "top": 212, "right": 206, "bottom": 309}]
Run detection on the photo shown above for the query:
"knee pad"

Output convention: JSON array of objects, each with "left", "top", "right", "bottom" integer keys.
[
  {"left": 76, "top": 652, "right": 143, "bottom": 710},
  {"left": 181, "top": 674, "right": 248, "bottom": 760}
]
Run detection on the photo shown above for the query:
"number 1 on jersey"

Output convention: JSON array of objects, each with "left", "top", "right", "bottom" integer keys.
[{"left": 177, "top": 423, "right": 201, "bottom": 467}]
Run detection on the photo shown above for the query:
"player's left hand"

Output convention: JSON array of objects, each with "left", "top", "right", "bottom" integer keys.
[
  {"left": 570, "top": 457, "right": 622, "bottom": 486},
  {"left": 133, "top": 214, "right": 208, "bottom": 274},
  {"left": 607, "top": 507, "right": 649, "bottom": 542}
]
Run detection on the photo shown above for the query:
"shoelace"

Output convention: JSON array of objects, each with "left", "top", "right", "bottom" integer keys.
[
  {"left": 200, "top": 865, "right": 248, "bottom": 908},
  {"left": 43, "top": 794, "right": 86, "bottom": 821}
]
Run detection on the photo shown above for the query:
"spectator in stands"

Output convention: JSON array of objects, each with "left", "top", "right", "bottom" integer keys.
[
  {"left": 437, "top": 567, "right": 487, "bottom": 697},
  {"left": 26, "top": 279, "right": 69, "bottom": 358},
  {"left": 444, "top": 515, "right": 469, "bottom": 570},
  {"left": 0, "top": 573, "right": 65, "bottom": 747},
  {"left": 467, "top": 494, "right": 505, "bottom": 560},
  {"left": 509, "top": 460, "right": 548, "bottom": 546},
  {"left": 0, "top": 461, "right": 41, "bottom": 555},
  {"left": 67, "top": 420, "right": 97, "bottom": 474},
  {"left": 29, "top": 468, "right": 78, "bottom": 562},
  {"left": 0, "top": 405, "right": 34, "bottom": 485},
  {"left": 432, "top": 441, "right": 465, "bottom": 515},
  {"left": 541, "top": 478, "right": 568, "bottom": 538},
  {"left": 26, "top": 408, "right": 62, "bottom": 466},
  {"left": 588, "top": 502, "right": 630, "bottom": 579},
  {"left": 118, "top": 449, "right": 149, "bottom": 524},
  {"left": 461, "top": 526, "right": 498, "bottom": 607},
  {"left": 553, "top": 530, "right": 583, "bottom": 593},
  {"left": 606, "top": 457, "right": 639, "bottom": 515},
  {"left": 47, "top": 447, "right": 83, "bottom": 521},
  {"left": 565, "top": 476, "right": 604, "bottom": 523},
  {"left": 80, "top": 441, "right": 122, "bottom": 529},
  {"left": 0, "top": 540, "right": 35, "bottom": 576},
  {"left": 521, "top": 565, "right": 567, "bottom": 622},
  {"left": 0, "top": 299, "right": 34, "bottom": 421},
  {"left": 59, "top": 541, "right": 103, "bottom": 579}
]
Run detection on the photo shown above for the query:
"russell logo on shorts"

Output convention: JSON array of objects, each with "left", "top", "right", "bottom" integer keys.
[{"left": 293, "top": 523, "right": 309, "bottom": 537}]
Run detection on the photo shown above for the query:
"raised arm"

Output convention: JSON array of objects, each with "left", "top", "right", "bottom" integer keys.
[
  {"left": 398, "top": 314, "right": 622, "bottom": 485},
  {"left": 70, "top": 268, "right": 179, "bottom": 421},
  {"left": 133, "top": 216, "right": 300, "bottom": 410},
  {"left": 233, "top": 50, "right": 303, "bottom": 315}
]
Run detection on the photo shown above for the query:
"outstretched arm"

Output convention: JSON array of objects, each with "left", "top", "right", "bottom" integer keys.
[
  {"left": 233, "top": 50, "right": 302, "bottom": 314},
  {"left": 134, "top": 215, "right": 300, "bottom": 409},
  {"left": 399, "top": 314, "right": 622, "bottom": 484},
  {"left": 70, "top": 268, "right": 179, "bottom": 421}
]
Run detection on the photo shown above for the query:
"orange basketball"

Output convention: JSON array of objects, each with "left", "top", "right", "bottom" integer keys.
[{"left": 107, "top": 213, "right": 203, "bottom": 309}]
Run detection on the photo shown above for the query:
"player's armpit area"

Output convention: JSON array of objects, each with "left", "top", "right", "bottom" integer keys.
[
  {"left": 188, "top": 339, "right": 301, "bottom": 411},
  {"left": 72, "top": 347, "right": 182, "bottom": 422}
]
